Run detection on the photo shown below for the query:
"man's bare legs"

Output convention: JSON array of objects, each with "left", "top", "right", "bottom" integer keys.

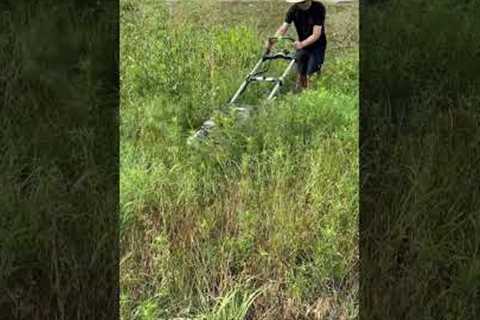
[{"left": 296, "top": 74, "right": 309, "bottom": 91}]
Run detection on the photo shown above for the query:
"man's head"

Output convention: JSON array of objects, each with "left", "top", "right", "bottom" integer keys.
[{"left": 286, "top": 0, "right": 313, "bottom": 11}]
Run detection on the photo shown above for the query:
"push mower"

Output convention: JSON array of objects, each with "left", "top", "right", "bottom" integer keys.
[{"left": 187, "top": 36, "right": 297, "bottom": 145}]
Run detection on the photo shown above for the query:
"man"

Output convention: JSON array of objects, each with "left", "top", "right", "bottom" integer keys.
[{"left": 266, "top": 0, "right": 327, "bottom": 91}]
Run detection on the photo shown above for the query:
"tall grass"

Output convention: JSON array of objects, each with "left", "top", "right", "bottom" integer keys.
[
  {"left": 121, "top": 1, "right": 358, "bottom": 319},
  {"left": 0, "top": 1, "right": 118, "bottom": 319},
  {"left": 361, "top": 0, "right": 480, "bottom": 318}
]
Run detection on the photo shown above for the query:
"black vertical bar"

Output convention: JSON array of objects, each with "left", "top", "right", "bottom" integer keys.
[
  {"left": 360, "top": 0, "right": 480, "bottom": 318},
  {"left": 0, "top": 1, "right": 119, "bottom": 319}
]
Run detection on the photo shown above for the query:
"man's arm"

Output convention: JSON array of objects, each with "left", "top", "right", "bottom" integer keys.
[
  {"left": 296, "top": 25, "right": 322, "bottom": 49},
  {"left": 266, "top": 22, "right": 290, "bottom": 50},
  {"left": 274, "top": 22, "right": 290, "bottom": 37}
]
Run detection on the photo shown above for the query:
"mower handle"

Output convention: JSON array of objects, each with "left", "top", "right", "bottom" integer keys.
[
  {"left": 264, "top": 36, "right": 296, "bottom": 55},
  {"left": 262, "top": 52, "right": 295, "bottom": 61},
  {"left": 267, "top": 36, "right": 295, "bottom": 42}
]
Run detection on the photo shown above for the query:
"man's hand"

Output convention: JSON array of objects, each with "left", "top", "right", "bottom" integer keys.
[
  {"left": 264, "top": 38, "right": 275, "bottom": 51},
  {"left": 298, "top": 26, "right": 322, "bottom": 49},
  {"left": 294, "top": 41, "right": 304, "bottom": 50}
]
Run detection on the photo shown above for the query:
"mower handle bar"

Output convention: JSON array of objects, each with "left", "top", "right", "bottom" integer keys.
[
  {"left": 262, "top": 52, "right": 295, "bottom": 61},
  {"left": 264, "top": 36, "right": 296, "bottom": 56},
  {"left": 267, "top": 36, "right": 295, "bottom": 42}
]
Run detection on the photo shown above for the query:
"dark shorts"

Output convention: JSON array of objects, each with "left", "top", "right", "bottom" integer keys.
[{"left": 295, "top": 44, "right": 326, "bottom": 76}]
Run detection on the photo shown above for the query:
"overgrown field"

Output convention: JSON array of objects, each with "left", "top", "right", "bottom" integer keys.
[{"left": 120, "top": 1, "right": 358, "bottom": 319}]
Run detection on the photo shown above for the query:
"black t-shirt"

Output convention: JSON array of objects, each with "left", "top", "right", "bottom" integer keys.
[{"left": 285, "top": 1, "right": 327, "bottom": 50}]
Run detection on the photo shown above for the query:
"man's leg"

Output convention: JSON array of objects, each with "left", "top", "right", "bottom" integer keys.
[
  {"left": 302, "top": 74, "right": 309, "bottom": 88},
  {"left": 297, "top": 73, "right": 308, "bottom": 89},
  {"left": 305, "top": 46, "right": 325, "bottom": 87},
  {"left": 295, "top": 49, "right": 309, "bottom": 91}
]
